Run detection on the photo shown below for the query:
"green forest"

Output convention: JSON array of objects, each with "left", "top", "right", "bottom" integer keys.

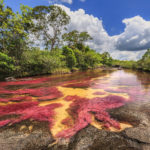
[{"left": 0, "top": 1, "right": 150, "bottom": 80}]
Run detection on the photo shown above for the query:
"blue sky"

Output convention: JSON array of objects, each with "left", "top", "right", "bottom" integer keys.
[
  {"left": 4, "top": 0, "right": 150, "bottom": 36},
  {"left": 4, "top": 0, "right": 150, "bottom": 60}
]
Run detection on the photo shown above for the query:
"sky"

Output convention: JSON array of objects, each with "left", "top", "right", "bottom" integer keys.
[{"left": 4, "top": 0, "right": 150, "bottom": 60}]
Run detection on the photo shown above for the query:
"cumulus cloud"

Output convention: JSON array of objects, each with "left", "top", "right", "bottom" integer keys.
[
  {"left": 59, "top": 5, "right": 150, "bottom": 60},
  {"left": 49, "top": 0, "right": 72, "bottom": 4},
  {"left": 116, "top": 16, "right": 150, "bottom": 51},
  {"left": 33, "top": 4, "right": 149, "bottom": 60},
  {"left": 59, "top": 5, "right": 113, "bottom": 50}
]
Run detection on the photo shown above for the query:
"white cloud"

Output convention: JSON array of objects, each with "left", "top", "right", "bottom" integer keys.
[
  {"left": 49, "top": 0, "right": 86, "bottom": 4},
  {"left": 49, "top": 0, "right": 72, "bottom": 4},
  {"left": 116, "top": 16, "right": 150, "bottom": 51},
  {"left": 59, "top": 5, "right": 150, "bottom": 60},
  {"left": 59, "top": 5, "right": 113, "bottom": 51},
  {"left": 34, "top": 4, "right": 150, "bottom": 60}
]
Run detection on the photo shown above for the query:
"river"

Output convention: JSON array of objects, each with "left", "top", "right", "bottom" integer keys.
[{"left": 0, "top": 68, "right": 150, "bottom": 140}]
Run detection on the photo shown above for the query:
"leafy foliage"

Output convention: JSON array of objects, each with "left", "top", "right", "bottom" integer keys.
[
  {"left": 137, "top": 49, "right": 150, "bottom": 71},
  {"left": 0, "top": 2, "right": 33, "bottom": 60},
  {"left": 0, "top": 52, "right": 15, "bottom": 77},
  {"left": 62, "top": 30, "right": 92, "bottom": 51},
  {"left": 63, "top": 46, "right": 77, "bottom": 69},
  {"left": 19, "top": 48, "right": 67, "bottom": 76},
  {"left": 3, "top": 1, "right": 150, "bottom": 79},
  {"left": 32, "top": 5, "right": 70, "bottom": 50}
]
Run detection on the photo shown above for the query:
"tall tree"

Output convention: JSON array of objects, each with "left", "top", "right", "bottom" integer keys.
[
  {"left": 62, "top": 30, "right": 92, "bottom": 50},
  {"left": 32, "top": 5, "right": 70, "bottom": 51}
]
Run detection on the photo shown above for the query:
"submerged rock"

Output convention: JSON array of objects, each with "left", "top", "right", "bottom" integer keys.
[{"left": 109, "top": 100, "right": 150, "bottom": 126}]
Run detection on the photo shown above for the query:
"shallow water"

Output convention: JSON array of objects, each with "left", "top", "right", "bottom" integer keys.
[{"left": 0, "top": 69, "right": 150, "bottom": 139}]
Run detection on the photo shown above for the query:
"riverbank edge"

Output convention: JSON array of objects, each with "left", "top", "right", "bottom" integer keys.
[{"left": 1, "top": 66, "right": 117, "bottom": 82}]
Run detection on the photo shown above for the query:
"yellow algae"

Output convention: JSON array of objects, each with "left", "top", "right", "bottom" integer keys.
[
  {"left": 39, "top": 85, "right": 131, "bottom": 137},
  {"left": 0, "top": 102, "right": 17, "bottom": 106},
  {"left": 20, "top": 125, "right": 27, "bottom": 131},
  {"left": 91, "top": 114, "right": 132, "bottom": 132},
  {"left": 111, "top": 93, "right": 129, "bottom": 99},
  {"left": 48, "top": 140, "right": 58, "bottom": 148},
  {"left": 58, "top": 86, "right": 107, "bottom": 99},
  {"left": 90, "top": 114, "right": 103, "bottom": 130},
  {"left": 39, "top": 97, "right": 72, "bottom": 137},
  {"left": 29, "top": 125, "right": 33, "bottom": 132},
  {"left": 110, "top": 122, "right": 133, "bottom": 132}
]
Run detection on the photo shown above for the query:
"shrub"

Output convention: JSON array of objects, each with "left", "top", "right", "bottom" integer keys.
[
  {"left": 0, "top": 52, "right": 16, "bottom": 78},
  {"left": 19, "top": 48, "right": 67, "bottom": 76}
]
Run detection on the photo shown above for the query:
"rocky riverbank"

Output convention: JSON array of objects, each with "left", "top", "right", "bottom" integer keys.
[{"left": 1, "top": 100, "right": 150, "bottom": 150}]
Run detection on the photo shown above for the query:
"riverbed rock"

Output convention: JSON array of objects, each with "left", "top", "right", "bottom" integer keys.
[
  {"left": 68, "top": 125, "right": 150, "bottom": 150},
  {"left": 1, "top": 101, "right": 150, "bottom": 150},
  {"left": 109, "top": 100, "right": 150, "bottom": 126},
  {"left": 123, "top": 127, "right": 150, "bottom": 144},
  {"left": 0, "top": 120, "right": 55, "bottom": 150}
]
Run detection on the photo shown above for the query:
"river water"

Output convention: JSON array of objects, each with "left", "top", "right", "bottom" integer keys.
[{"left": 0, "top": 69, "right": 150, "bottom": 139}]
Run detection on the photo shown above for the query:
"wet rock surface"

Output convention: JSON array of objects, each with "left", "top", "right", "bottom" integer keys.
[{"left": 1, "top": 101, "right": 150, "bottom": 150}]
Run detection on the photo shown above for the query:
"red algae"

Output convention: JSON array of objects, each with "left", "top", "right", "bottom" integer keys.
[
  {"left": 38, "top": 88, "right": 63, "bottom": 101},
  {"left": 0, "top": 77, "right": 50, "bottom": 87},
  {"left": 93, "top": 92, "right": 106, "bottom": 95},
  {"left": 0, "top": 101, "right": 39, "bottom": 116},
  {"left": 18, "top": 87, "right": 62, "bottom": 97},
  {"left": 0, "top": 101, "right": 62, "bottom": 128},
  {"left": 0, "top": 120, "right": 11, "bottom": 127},
  {"left": 61, "top": 118, "right": 74, "bottom": 127},
  {"left": 63, "top": 82, "right": 91, "bottom": 88},
  {"left": 0, "top": 70, "right": 149, "bottom": 139},
  {"left": 0, "top": 96, "right": 32, "bottom": 102},
  {"left": 56, "top": 95, "right": 125, "bottom": 138},
  {"left": 0, "top": 87, "right": 63, "bottom": 99},
  {"left": 38, "top": 94, "right": 62, "bottom": 101}
]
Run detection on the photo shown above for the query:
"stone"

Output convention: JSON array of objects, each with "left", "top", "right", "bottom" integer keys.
[{"left": 5, "top": 77, "right": 16, "bottom": 82}]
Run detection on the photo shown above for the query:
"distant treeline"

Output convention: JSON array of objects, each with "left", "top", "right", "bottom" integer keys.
[
  {"left": 112, "top": 49, "right": 150, "bottom": 71},
  {"left": 0, "top": 1, "right": 150, "bottom": 80}
]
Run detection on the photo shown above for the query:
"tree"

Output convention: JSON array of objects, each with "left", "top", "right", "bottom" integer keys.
[
  {"left": 62, "top": 46, "right": 76, "bottom": 69},
  {"left": 62, "top": 30, "right": 92, "bottom": 51},
  {"left": 32, "top": 5, "right": 70, "bottom": 51},
  {"left": 0, "top": 52, "right": 16, "bottom": 77},
  {"left": 74, "top": 49, "right": 86, "bottom": 69},
  {"left": 101, "top": 52, "right": 113, "bottom": 66},
  {"left": 84, "top": 50, "right": 102, "bottom": 68},
  {"left": 0, "top": 2, "right": 33, "bottom": 60},
  {"left": 137, "top": 49, "right": 150, "bottom": 71}
]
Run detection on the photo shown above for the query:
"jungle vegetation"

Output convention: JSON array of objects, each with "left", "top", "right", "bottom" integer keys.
[{"left": 0, "top": 1, "right": 150, "bottom": 79}]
